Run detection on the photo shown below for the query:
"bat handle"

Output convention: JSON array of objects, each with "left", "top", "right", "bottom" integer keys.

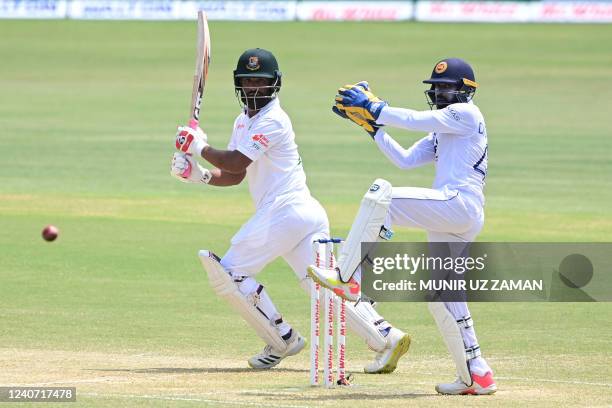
[{"left": 184, "top": 118, "right": 200, "bottom": 158}]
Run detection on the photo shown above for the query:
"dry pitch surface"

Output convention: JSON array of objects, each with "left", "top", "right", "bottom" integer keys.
[{"left": 2, "top": 348, "right": 611, "bottom": 407}]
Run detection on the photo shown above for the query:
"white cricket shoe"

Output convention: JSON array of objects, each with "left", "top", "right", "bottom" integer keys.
[
  {"left": 307, "top": 265, "right": 360, "bottom": 302},
  {"left": 248, "top": 330, "right": 305, "bottom": 369},
  {"left": 364, "top": 327, "right": 411, "bottom": 374},
  {"left": 435, "top": 371, "right": 497, "bottom": 395}
]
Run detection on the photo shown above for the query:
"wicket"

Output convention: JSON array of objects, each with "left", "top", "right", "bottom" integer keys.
[{"left": 310, "top": 238, "right": 347, "bottom": 387}]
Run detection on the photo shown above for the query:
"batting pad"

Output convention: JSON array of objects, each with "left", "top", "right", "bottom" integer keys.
[
  {"left": 428, "top": 302, "right": 472, "bottom": 386},
  {"left": 198, "top": 250, "right": 288, "bottom": 353},
  {"left": 345, "top": 299, "right": 387, "bottom": 352},
  {"left": 339, "top": 178, "right": 393, "bottom": 282}
]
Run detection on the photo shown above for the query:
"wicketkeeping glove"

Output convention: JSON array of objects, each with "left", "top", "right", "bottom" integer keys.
[
  {"left": 332, "top": 105, "right": 380, "bottom": 139},
  {"left": 175, "top": 125, "right": 208, "bottom": 156},
  {"left": 170, "top": 152, "right": 212, "bottom": 184},
  {"left": 335, "top": 81, "right": 387, "bottom": 122}
]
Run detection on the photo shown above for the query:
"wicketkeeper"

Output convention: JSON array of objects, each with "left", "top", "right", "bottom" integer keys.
[
  {"left": 172, "top": 48, "right": 410, "bottom": 373},
  {"left": 308, "top": 58, "right": 497, "bottom": 394}
]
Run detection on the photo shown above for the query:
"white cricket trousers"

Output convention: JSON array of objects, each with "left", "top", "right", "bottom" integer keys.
[
  {"left": 221, "top": 195, "right": 329, "bottom": 279},
  {"left": 386, "top": 186, "right": 492, "bottom": 376}
]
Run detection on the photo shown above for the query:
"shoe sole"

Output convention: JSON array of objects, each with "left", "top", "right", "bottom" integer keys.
[
  {"left": 307, "top": 266, "right": 353, "bottom": 302},
  {"left": 367, "top": 334, "right": 411, "bottom": 374},
  {"left": 247, "top": 360, "right": 279, "bottom": 370},
  {"left": 435, "top": 383, "right": 497, "bottom": 395},
  {"left": 248, "top": 336, "right": 305, "bottom": 370}
]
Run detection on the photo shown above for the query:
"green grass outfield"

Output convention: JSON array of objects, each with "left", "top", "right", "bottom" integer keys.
[{"left": 1, "top": 21, "right": 611, "bottom": 407}]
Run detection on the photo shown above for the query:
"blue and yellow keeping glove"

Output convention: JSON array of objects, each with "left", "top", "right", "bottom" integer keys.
[
  {"left": 333, "top": 81, "right": 387, "bottom": 138},
  {"left": 335, "top": 81, "right": 387, "bottom": 121},
  {"left": 332, "top": 105, "right": 379, "bottom": 139}
]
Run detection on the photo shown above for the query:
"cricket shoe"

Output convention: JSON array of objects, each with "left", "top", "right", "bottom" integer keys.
[
  {"left": 435, "top": 371, "right": 497, "bottom": 395},
  {"left": 248, "top": 330, "right": 305, "bottom": 369},
  {"left": 364, "top": 328, "right": 411, "bottom": 374},
  {"left": 307, "top": 265, "right": 360, "bottom": 302}
]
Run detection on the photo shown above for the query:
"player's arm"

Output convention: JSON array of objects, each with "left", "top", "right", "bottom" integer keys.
[
  {"left": 332, "top": 89, "right": 435, "bottom": 169},
  {"left": 335, "top": 82, "right": 475, "bottom": 135},
  {"left": 174, "top": 125, "right": 253, "bottom": 174},
  {"left": 373, "top": 130, "right": 435, "bottom": 170},
  {"left": 208, "top": 168, "right": 246, "bottom": 186},
  {"left": 377, "top": 105, "right": 475, "bottom": 135},
  {"left": 201, "top": 146, "right": 252, "bottom": 174},
  {"left": 170, "top": 153, "right": 246, "bottom": 187}
]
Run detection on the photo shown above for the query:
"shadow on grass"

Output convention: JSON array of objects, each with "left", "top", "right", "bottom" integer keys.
[
  {"left": 86, "top": 367, "right": 308, "bottom": 374},
  {"left": 245, "top": 391, "right": 434, "bottom": 401}
]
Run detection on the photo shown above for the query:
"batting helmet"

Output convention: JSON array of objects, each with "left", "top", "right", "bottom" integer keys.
[
  {"left": 233, "top": 48, "right": 282, "bottom": 90},
  {"left": 423, "top": 58, "right": 478, "bottom": 109},
  {"left": 233, "top": 48, "right": 282, "bottom": 111}
]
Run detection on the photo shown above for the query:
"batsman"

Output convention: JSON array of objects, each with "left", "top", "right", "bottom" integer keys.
[
  {"left": 308, "top": 58, "right": 497, "bottom": 394},
  {"left": 172, "top": 48, "right": 410, "bottom": 373}
]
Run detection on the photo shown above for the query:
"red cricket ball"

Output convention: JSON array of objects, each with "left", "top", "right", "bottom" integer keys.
[{"left": 42, "top": 225, "right": 59, "bottom": 242}]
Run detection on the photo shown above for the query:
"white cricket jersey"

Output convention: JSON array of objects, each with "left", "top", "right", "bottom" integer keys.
[
  {"left": 375, "top": 101, "right": 488, "bottom": 206},
  {"left": 228, "top": 98, "right": 309, "bottom": 209}
]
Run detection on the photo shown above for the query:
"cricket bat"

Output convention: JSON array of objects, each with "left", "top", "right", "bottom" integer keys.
[{"left": 189, "top": 11, "right": 211, "bottom": 129}]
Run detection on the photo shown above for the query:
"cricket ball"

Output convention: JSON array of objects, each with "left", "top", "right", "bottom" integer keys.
[{"left": 42, "top": 225, "right": 59, "bottom": 242}]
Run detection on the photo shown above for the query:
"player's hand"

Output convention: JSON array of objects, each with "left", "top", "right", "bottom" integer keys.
[
  {"left": 335, "top": 81, "right": 387, "bottom": 121},
  {"left": 332, "top": 105, "right": 380, "bottom": 139},
  {"left": 170, "top": 152, "right": 212, "bottom": 184},
  {"left": 175, "top": 125, "right": 208, "bottom": 156}
]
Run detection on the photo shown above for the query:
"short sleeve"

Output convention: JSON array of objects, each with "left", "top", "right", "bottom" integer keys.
[
  {"left": 227, "top": 116, "right": 242, "bottom": 150},
  {"left": 227, "top": 137, "right": 237, "bottom": 151},
  {"left": 235, "top": 119, "right": 285, "bottom": 162}
]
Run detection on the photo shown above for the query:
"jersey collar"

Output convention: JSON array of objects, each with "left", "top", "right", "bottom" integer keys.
[{"left": 245, "top": 97, "right": 279, "bottom": 120}]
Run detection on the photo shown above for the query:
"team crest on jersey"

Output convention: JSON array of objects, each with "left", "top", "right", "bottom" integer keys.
[
  {"left": 247, "top": 56, "right": 260, "bottom": 71},
  {"left": 435, "top": 61, "right": 448, "bottom": 74},
  {"left": 448, "top": 107, "right": 461, "bottom": 121},
  {"left": 369, "top": 184, "right": 380, "bottom": 192}
]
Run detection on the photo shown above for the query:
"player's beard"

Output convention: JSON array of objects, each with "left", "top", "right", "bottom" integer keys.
[
  {"left": 237, "top": 86, "right": 276, "bottom": 112},
  {"left": 425, "top": 89, "right": 458, "bottom": 109}
]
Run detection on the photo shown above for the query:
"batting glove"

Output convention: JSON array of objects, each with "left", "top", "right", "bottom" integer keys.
[
  {"left": 175, "top": 125, "right": 208, "bottom": 156},
  {"left": 170, "top": 152, "right": 212, "bottom": 184},
  {"left": 335, "top": 81, "right": 387, "bottom": 121}
]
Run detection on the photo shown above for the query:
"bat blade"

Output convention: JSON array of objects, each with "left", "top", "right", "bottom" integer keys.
[{"left": 189, "top": 11, "right": 211, "bottom": 128}]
